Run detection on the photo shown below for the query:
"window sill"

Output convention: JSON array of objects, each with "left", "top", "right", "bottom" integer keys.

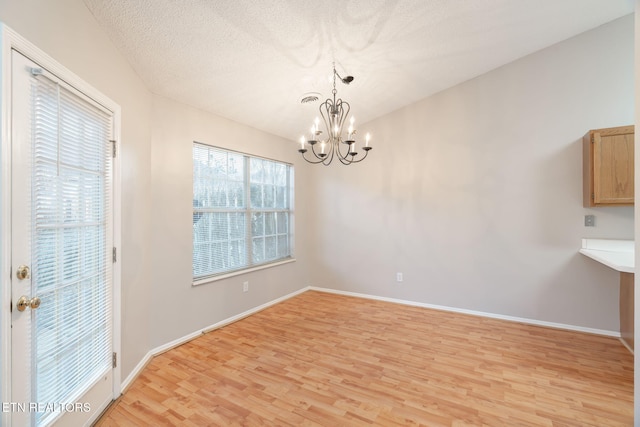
[{"left": 192, "top": 258, "right": 296, "bottom": 286}]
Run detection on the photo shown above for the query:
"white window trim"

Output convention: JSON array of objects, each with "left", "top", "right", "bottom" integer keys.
[
  {"left": 192, "top": 257, "right": 296, "bottom": 286},
  {"left": 0, "top": 23, "right": 123, "bottom": 422}
]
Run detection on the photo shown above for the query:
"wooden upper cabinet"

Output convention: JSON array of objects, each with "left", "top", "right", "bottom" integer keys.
[{"left": 583, "top": 125, "right": 634, "bottom": 207}]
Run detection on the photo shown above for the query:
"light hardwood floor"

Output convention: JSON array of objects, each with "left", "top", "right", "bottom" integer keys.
[{"left": 96, "top": 291, "right": 633, "bottom": 426}]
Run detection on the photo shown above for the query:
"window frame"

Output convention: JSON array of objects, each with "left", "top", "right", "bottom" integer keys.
[{"left": 192, "top": 142, "right": 295, "bottom": 285}]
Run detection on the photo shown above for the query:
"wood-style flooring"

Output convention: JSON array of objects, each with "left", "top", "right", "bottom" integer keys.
[{"left": 96, "top": 291, "right": 633, "bottom": 426}]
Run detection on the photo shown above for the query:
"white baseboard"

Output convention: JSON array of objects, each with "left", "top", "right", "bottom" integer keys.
[
  {"left": 120, "top": 351, "right": 153, "bottom": 392},
  {"left": 620, "top": 338, "right": 634, "bottom": 355},
  {"left": 119, "top": 286, "right": 311, "bottom": 392},
  {"left": 309, "top": 287, "right": 620, "bottom": 338}
]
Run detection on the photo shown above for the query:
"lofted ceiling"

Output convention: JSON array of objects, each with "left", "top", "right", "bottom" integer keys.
[{"left": 83, "top": 0, "right": 634, "bottom": 142}]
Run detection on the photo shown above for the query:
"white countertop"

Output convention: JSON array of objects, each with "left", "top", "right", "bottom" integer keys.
[{"left": 579, "top": 239, "right": 634, "bottom": 273}]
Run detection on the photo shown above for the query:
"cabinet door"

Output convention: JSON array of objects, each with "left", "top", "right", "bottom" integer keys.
[{"left": 593, "top": 129, "right": 634, "bottom": 205}]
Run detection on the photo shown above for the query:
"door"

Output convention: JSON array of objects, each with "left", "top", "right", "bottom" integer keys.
[
  {"left": 10, "top": 50, "right": 114, "bottom": 426},
  {"left": 592, "top": 126, "right": 634, "bottom": 205}
]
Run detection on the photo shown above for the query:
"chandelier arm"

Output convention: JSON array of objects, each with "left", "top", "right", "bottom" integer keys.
[
  {"left": 309, "top": 140, "right": 329, "bottom": 162},
  {"left": 337, "top": 155, "right": 352, "bottom": 165},
  {"left": 345, "top": 148, "right": 371, "bottom": 163},
  {"left": 319, "top": 100, "right": 332, "bottom": 141},
  {"left": 323, "top": 142, "right": 335, "bottom": 166},
  {"left": 337, "top": 99, "right": 350, "bottom": 137},
  {"left": 311, "top": 138, "right": 337, "bottom": 166},
  {"left": 335, "top": 140, "right": 355, "bottom": 165},
  {"left": 335, "top": 137, "right": 373, "bottom": 165},
  {"left": 300, "top": 149, "right": 329, "bottom": 164}
]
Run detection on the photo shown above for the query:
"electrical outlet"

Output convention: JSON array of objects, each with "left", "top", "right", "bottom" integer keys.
[
  {"left": 243, "top": 281, "right": 249, "bottom": 292},
  {"left": 584, "top": 215, "right": 595, "bottom": 227},
  {"left": 396, "top": 272, "right": 403, "bottom": 282}
]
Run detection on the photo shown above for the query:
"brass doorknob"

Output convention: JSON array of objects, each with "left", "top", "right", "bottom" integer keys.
[
  {"left": 16, "top": 265, "right": 30, "bottom": 280},
  {"left": 16, "top": 296, "right": 41, "bottom": 312}
]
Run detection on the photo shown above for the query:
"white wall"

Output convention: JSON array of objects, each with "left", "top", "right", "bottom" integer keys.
[
  {"left": 310, "top": 15, "right": 634, "bottom": 332},
  {"left": 0, "top": 0, "right": 153, "bottom": 379},
  {"left": 149, "top": 94, "right": 312, "bottom": 348}
]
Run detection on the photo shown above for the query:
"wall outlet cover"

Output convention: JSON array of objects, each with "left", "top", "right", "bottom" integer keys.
[{"left": 585, "top": 215, "right": 596, "bottom": 227}]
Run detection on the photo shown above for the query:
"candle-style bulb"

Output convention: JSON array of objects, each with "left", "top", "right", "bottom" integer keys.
[
  {"left": 300, "top": 136, "right": 305, "bottom": 149},
  {"left": 365, "top": 133, "right": 371, "bottom": 147}
]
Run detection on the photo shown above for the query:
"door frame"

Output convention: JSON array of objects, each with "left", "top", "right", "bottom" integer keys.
[{"left": 0, "top": 23, "right": 122, "bottom": 426}]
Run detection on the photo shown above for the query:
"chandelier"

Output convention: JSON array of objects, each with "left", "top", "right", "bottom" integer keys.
[{"left": 298, "top": 63, "right": 372, "bottom": 165}]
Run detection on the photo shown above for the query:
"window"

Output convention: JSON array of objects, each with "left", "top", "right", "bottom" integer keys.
[{"left": 192, "top": 143, "right": 293, "bottom": 280}]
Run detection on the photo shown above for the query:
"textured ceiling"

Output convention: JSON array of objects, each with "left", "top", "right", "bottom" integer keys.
[{"left": 83, "top": 0, "right": 633, "bottom": 141}]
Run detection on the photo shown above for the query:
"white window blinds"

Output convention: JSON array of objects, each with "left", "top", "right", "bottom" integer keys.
[
  {"left": 31, "top": 70, "right": 113, "bottom": 425},
  {"left": 193, "top": 144, "right": 293, "bottom": 280}
]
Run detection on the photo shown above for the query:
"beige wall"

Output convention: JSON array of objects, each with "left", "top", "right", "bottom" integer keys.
[
  {"left": 149, "top": 94, "right": 312, "bottom": 348},
  {"left": 309, "top": 15, "right": 634, "bottom": 332},
  {"left": 0, "top": 0, "right": 153, "bottom": 378}
]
